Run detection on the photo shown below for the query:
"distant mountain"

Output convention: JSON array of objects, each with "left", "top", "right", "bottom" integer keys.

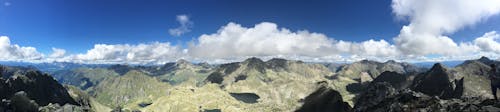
[
  {"left": 51, "top": 67, "right": 119, "bottom": 91},
  {"left": 0, "top": 61, "right": 110, "bottom": 72},
  {"left": 413, "top": 61, "right": 465, "bottom": 68},
  {"left": 91, "top": 70, "right": 170, "bottom": 110}
]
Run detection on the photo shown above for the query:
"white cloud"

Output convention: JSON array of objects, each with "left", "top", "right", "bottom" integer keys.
[
  {"left": 71, "top": 42, "right": 183, "bottom": 64},
  {"left": 49, "top": 48, "right": 66, "bottom": 58},
  {"left": 188, "top": 22, "right": 400, "bottom": 60},
  {"left": 0, "top": 36, "right": 43, "bottom": 60},
  {"left": 168, "top": 14, "right": 193, "bottom": 37},
  {"left": 391, "top": 0, "right": 500, "bottom": 56},
  {"left": 336, "top": 39, "right": 399, "bottom": 57},
  {"left": 474, "top": 31, "right": 500, "bottom": 53}
]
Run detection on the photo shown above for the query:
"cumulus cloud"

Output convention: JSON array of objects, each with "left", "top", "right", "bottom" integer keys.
[
  {"left": 392, "top": 0, "right": 500, "bottom": 55},
  {"left": 72, "top": 42, "right": 183, "bottom": 64},
  {"left": 474, "top": 31, "right": 500, "bottom": 53},
  {"left": 187, "top": 22, "right": 400, "bottom": 60},
  {"left": 0, "top": 36, "right": 43, "bottom": 60},
  {"left": 168, "top": 14, "right": 193, "bottom": 37},
  {"left": 49, "top": 48, "right": 66, "bottom": 58}
]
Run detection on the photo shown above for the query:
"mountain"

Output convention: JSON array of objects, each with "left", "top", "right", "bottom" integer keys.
[
  {"left": 336, "top": 60, "right": 424, "bottom": 79},
  {"left": 8, "top": 57, "right": 499, "bottom": 111},
  {"left": 51, "top": 67, "right": 119, "bottom": 91},
  {"left": 91, "top": 70, "right": 170, "bottom": 110},
  {"left": 201, "top": 57, "right": 333, "bottom": 111},
  {"left": 0, "top": 61, "right": 109, "bottom": 72},
  {"left": 327, "top": 59, "right": 425, "bottom": 105},
  {"left": 451, "top": 56, "right": 499, "bottom": 98},
  {"left": 0, "top": 65, "right": 86, "bottom": 111},
  {"left": 153, "top": 59, "right": 213, "bottom": 85},
  {"left": 411, "top": 63, "right": 463, "bottom": 99}
]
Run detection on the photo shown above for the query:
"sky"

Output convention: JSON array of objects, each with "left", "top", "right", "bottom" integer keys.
[{"left": 0, "top": 0, "right": 500, "bottom": 64}]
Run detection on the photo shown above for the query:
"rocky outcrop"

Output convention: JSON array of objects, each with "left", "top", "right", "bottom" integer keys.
[
  {"left": 0, "top": 65, "right": 81, "bottom": 111},
  {"left": 354, "top": 82, "right": 396, "bottom": 112},
  {"left": 411, "top": 63, "right": 463, "bottom": 99},
  {"left": 354, "top": 61, "right": 500, "bottom": 112},
  {"left": 0, "top": 69, "right": 78, "bottom": 106},
  {"left": 452, "top": 57, "right": 498, "bottom": 98},
  {"left": 372, "top": 71, "right": 411, "bottom": 89},
  {"left": 296, "top": 83, "right": 353, "bottom": 112},
  {"left": 355, "top": 86, "right": 500, "bottom": 112}
]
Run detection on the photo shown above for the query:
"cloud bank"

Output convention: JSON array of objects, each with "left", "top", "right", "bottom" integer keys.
[
  {"left": 392, "top": 0, "right": 500, "bottom": 55},
  {"left": 188, "top": 22, "right": 399, "bottom": 60},
  {"left": 69, "top": 42, "right": 184, "bottom": 64},
  {"left": 0, "top": 36, "right": 43, "bottom": 61}
]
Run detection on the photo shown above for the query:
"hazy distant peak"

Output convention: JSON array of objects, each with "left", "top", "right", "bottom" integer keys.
[
  {"left": 243, "top": 57, "right": 264, "bottom": 64},
  {"left": 385, "top": 60, "right": 397, "bottom": 64},
  {"left": 176, "top": 59, "right": 190, "bottom": 64}
]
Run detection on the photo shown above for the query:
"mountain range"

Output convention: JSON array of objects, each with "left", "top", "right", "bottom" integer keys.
[{"left": 1, "top": 56, "right": 500, "bottom": 112}]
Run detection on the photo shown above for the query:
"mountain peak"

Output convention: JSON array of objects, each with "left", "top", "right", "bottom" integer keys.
[
  {"left": 479, "top": 56, "right": 490, "bottom": 61},
  {"left": 176, "top": 59, "right": 190, "bottom": 65},
  {"left": 430, "top": 63, "right": 447, "bottom": 72},
  {"left": 477, "top": 56, "right": 494, "bottom": 65},
  {"left": 242, "top": 57, "right": 266, "bottom": 73},
  {"left": 243, "top": 57, "right": 264, "bottom": 64},
  {"left": 266, "top": 58, "right": 289, "bottom": 70},
  {"left": 385, "top": 60, "right": 397, "bottom": 64}
]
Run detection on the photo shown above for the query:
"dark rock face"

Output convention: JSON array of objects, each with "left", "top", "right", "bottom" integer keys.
[
  {"left": 478, "top": 56, "right": 496, "bottom": 66},
  {"left": 266, "top": 58, "right": 289, "bottom": 71},
  {"left": 372, "top": 71, "right": 410, "bottom": 89},
  {"left": 221, "top": 62, "right": 240, "bottom": 74},
  {"left": 234, "top": 75, "right": 247, "bottom": 82},
  {"left": 242, "top": 57, "right": 266, "bottom": 73},
  {"left": 229, "top": 93, "right": 260, "bottom": 104},
  {"left": 296, "top": 85, "right": 353, "bottom": 112},
  {"left": 354, "top": 82, "right": 396, "bottom": 111},
  {"left": 108, "top": 64, "right": 134, "bottom": 75},
  {"left": 355, "top": 87, "right": 500, "bottom": 112},
  {"left": 411, "top": 63, "right": 463, "bottom": 99},
  {"left": 0, "top": 65, "right": 79, "bottom": 111},
  {"left": 1, "top": 71, "right": 78, "bottom": 106},
  {"left": 205, "top": 72, "right": 224, "bottom": 84},
  {"left": 204, "top": 62, "right": 241, "bottom": 84}
]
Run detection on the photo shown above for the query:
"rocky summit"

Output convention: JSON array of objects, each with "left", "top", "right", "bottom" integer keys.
[{"left": 0, "top": 65, "right": 87, "bottom": 112}]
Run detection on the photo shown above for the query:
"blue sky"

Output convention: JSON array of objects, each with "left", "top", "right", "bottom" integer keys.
[
  {"left": 1, "top": 0, "right": 500, "bottom": 63},
  {"left": 0, "top": 0, "right": 400, "bottom": 54}
]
